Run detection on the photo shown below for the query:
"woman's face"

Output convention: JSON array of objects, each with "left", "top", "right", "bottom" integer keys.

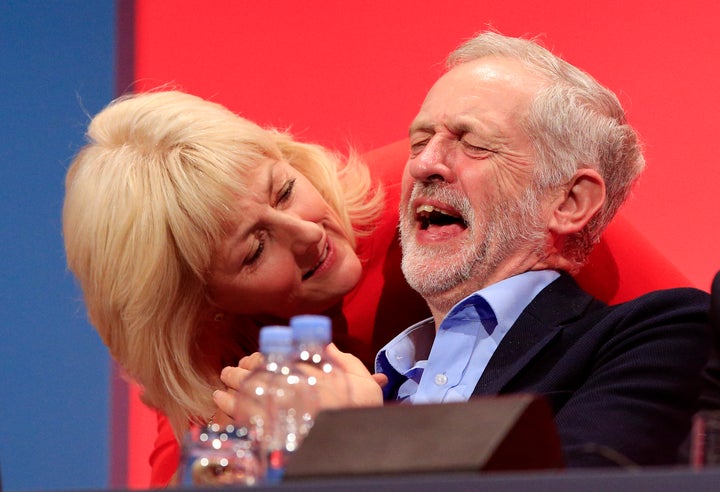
[{"left": 207, "top": 159, "right": 362, "bottom": 318}]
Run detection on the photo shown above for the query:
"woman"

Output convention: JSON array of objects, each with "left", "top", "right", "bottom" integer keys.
[{"left": 63, "top": 90, "right": 428, "bottom": 485}]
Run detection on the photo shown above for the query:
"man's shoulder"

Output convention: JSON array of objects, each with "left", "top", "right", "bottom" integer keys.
[
  {"left": 613, "top": 286, "right": 710, "bottom": 311},
  {"left": 546, "top": 272, "right": 709, "bottom": 311},
  {"left": 538, "top": 275, "right": 709, "bottom": 330},
  {"left": 517, "top": 273, "right": 709, "bottom": 331},
  {"left": 583, "top": 287, "right": 711, "bottom": 345}
]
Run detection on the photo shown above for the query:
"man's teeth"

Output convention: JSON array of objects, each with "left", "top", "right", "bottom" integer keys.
[{"left": 415, "top": 204, "right": 461, "bottom": 218}]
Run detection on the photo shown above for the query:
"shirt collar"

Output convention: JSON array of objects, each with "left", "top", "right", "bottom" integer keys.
[
  {"left": 375, "top": 270, "right": 560, "bottom": 398},
  {"left": 472, "top": 269, "right": 560, "bottom": 333}
]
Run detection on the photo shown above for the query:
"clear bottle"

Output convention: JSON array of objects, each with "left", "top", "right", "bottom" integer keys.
[
  {"left": 234, "top": 325, "right": 319, "bottom": 483},
  {"left": 180, "top": 423, "right": 260, "bottom": 487},
  {"left": 290, "top": 314, "right": 352, "bottom": 409}
]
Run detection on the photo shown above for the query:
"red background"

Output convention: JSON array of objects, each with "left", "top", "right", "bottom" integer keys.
[{"left": 122, "top": 0, "right": 720, "bottom": 486}]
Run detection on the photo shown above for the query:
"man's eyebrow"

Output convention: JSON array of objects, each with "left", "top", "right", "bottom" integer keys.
[
  {"left": 446, "top": 121, "right": 477, "bottom": 136},
  {"left": 408, "top": 120, "right": 435, "bottom": 136},
  {"left": 409, "top": 120, "right": 480, "bottom": 138}
]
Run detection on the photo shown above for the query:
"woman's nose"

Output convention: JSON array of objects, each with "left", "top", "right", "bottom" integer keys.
[
  {"left": 407, "top": 137, "right": 456, "bottom": 183},
  {"left": 280, "top": 213, "right": 324, "bottom": 259}
]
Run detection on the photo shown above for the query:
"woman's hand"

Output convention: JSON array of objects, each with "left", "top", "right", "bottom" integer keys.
[
  {"left": 212, "top": 345, "right": 385, "bottom": 423},
  {"left": 212, "top": 352, "right": 265, "bottom": 421},
  {"left": 322, "top": 343, "right": 384, "bottom": 408}
]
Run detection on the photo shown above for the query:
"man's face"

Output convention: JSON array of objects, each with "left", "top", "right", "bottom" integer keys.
[{"left": 400, "top": 56, "right": 550, "bottom": 312}]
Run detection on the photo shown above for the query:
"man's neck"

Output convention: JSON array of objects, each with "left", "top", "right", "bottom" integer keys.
[
  {"left": 426, "top": 278, "right": 504, "bottom": 327},
  {"left": 425, "top": 265, "right": 559, "bottom": 329}
]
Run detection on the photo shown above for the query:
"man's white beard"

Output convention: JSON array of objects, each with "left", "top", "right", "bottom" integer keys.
[{"left": 400, "top": 182, "right": 545, "bottom": 303}]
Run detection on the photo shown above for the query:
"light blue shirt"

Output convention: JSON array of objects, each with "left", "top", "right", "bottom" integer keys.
[{"left": 375, "top": 270, "right": 560, "bottom": 403}]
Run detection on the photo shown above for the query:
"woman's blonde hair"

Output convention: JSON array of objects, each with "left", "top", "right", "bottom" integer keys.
[{"left": 62, "top": 90, "right": 382, "bottom": 438}]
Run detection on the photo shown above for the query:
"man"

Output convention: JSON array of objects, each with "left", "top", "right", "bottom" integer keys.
[
  {"left": 217, "top": 31, "right": 710, "bottom": 468},
  {"left": 372, "top": 31, "right": 710, "bottom": 467}
]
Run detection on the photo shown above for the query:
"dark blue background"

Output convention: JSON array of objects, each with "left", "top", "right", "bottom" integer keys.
[{"left": 0, "top": 1, "right": 115, "bottom": 489}]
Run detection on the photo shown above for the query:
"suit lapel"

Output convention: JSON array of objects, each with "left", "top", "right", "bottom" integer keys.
[{"left": 473, "top": 274, "right": 595, "bottom": 395}]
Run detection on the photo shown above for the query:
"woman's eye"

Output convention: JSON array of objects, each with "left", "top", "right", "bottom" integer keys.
[
  {"left": 244, "top": 237, "right": 265, "bottom": 266},
  {"left": 276, "top": 178, "right": 296, "bottom": 206}
]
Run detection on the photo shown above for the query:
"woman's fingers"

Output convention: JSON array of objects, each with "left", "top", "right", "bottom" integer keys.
[
  {"left": 238, "top": 352, "right": 264, "bottom": 370},
  {"left": 220, "top": 365, "right": 250, "bottom": 390},
  {"left": 212, "top": 389, "right": 236, "bottom": 423},
  {"left": 372, "top": 372, "right": 389, "bottom": 388}
]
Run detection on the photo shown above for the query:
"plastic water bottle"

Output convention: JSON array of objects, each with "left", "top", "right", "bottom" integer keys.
[
  {"left": 234, "top": 326, "right": 319, "bottom": 483},
  {"left": 180, "top": 423, "right": 260, "bottom": 486},
  {"left": 290, "top": 314, "right": 352, "bottom": 409}
]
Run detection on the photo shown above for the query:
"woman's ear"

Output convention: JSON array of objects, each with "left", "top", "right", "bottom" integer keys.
[{"left": 548, "top": 168, "right": 605, "bottom": 235}]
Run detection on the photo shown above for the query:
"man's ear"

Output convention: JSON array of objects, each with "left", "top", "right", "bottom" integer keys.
[{"left": 548, "top": 169, "right": 605, "bottom": 235}]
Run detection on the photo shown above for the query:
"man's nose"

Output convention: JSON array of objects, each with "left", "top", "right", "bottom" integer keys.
[{"left": 407, "top": 137, "right": 456, "bottom": 183}]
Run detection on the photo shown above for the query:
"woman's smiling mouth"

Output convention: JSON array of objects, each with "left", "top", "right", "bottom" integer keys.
[{"left": 302, "top": 241, "right": 330, "bottom": 281}]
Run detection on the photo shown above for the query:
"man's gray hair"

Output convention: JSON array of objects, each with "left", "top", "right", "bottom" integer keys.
[{"left": 448, "top": 31, "right": 645, "bottom": 268}]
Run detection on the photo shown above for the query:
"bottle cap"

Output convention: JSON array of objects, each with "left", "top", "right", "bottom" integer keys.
[
  {"left": 290, "top": 315, "right": 331, "bottom": 344},
  {"left": 259, "top": 325, "right": 293, "bottom": 354}
]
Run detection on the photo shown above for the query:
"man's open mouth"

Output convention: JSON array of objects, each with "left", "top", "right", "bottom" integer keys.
[{"left": 416, "top": 204, "right": 467, "bottom": 230}]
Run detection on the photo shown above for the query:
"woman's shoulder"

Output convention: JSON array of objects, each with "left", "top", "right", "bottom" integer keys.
[
  {"left": 148, "top": 411, "right": 181, "bottom": 487},
  {"left": 361, "top": 139, "right": 409, "bottom": 184}
]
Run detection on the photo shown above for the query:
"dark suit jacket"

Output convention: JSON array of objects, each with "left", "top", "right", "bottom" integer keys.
[{"left": 471, "top": 273, "right": 710, "bottom": 468}]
